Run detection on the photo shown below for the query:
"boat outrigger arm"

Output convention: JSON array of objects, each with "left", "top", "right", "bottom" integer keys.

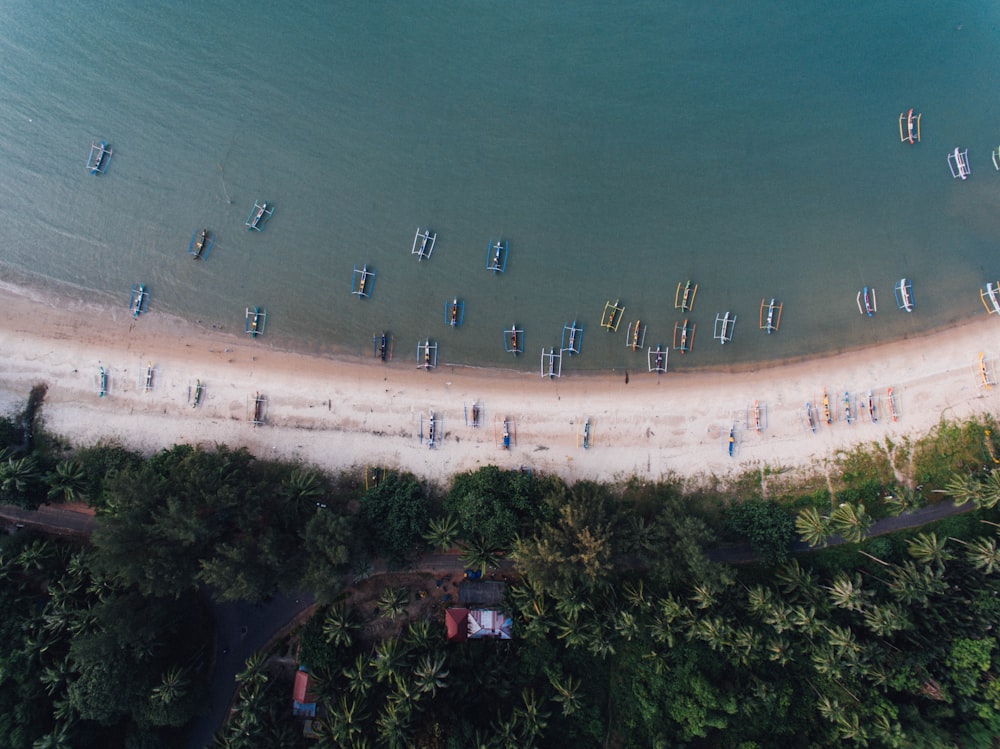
[
  {"left": 981, "top": 282, "right": 1000, "bottom": 315},
  {"left": 412, "top": 228, "right": 436, "bottom": 260},
  {"left": 948, "top": 148, "right": 971, "bottom": 180},
  {"left": 87, "top": 140, "right": 112, "bottom": 174},
  {"left": 487, "top": 239, "right": 508, "bottom": 272},
  {"left": 245, "top": 200, "right": 274, "bottom": 231},
  {"left": 898, "top": 109, "right": 921, "bottom": 144}
]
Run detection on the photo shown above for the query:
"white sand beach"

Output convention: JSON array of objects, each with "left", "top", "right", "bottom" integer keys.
[{"left": 1, "top": 281, "right": 997, "bottom": 487}]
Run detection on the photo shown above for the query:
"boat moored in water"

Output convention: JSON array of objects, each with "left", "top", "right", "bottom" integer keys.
[
  {"left": 87, "top": 140, "right": 112, "bottom": 175},
  {"left": 245, "top": 201, "right": 274, "bottom": 231},
  {"left": 130, "top": 284, "right": 149, "bottom": 317},
  {"left": 188, "top": 229, "right": 213, "bottom": 259},
  {"left": 245, "top": 306, "right": 266, "bottom": 337}
]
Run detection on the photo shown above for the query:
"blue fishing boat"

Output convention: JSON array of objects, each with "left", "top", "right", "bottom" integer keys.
[
  {"left": 87, "top": 141, "right": 112, "bottom": 175},
  {"left": 444, "top": 298, "right": 465, "bottom": 327},
  {"left": 98, "top": 366, "right": 107, "bottom": 398},
  {"left": 188, "top": 229, "right": 214, "bottom": 259},
  {"left": 487, "top": 239, "right": 508, "bottom": 272},
  {"left": 245, "top": 201, "right": 273, "bottom": 231},
  {"left": 129, "top": 284, "right": 149, "bottom": 317},
  {"left": 245, "top": 306, "right": 266, "bottom": 337}
]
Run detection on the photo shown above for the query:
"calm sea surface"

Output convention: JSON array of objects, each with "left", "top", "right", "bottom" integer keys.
[{"left": 2, "top": 2, "right": 1000, "bottom": 373}]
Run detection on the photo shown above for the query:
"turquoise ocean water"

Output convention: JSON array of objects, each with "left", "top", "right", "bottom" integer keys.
[{"left": 2, "top": 2, "right": 1000, "bottom": 373}]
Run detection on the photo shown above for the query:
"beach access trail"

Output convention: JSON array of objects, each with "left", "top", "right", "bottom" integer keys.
[{"left": 0, "top": 282, "right": 999, "bottom": 487}]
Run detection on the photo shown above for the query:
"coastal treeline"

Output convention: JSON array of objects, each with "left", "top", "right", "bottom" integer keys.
[{"left": 4, "top": 393, "right": 1000, "bottom": 746}]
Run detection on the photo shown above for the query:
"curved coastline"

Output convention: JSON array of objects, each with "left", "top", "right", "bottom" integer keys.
[{"left": 0, "top": 279, "right": 998, "bottom": 486}]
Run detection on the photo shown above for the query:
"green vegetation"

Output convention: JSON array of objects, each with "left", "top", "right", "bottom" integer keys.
[{"left": 5, "top": 389, "right": 1000, "bottom": 747}]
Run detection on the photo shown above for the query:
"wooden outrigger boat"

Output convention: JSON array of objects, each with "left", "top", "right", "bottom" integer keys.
[
  {"left": 713, "top": 312, "right": 736, "bottom": 344},
  {"left": 821, "top": 389, "right": 832, "bottom": 426},
  {"left": 993, "top": 147, "right": 1000, "bottom": 172},
  {"left": 193, "top": 379, "right": 203, "bottom": 408},
  {"left": 130, "top": 284, "right": 149, "bottom": 317},
  {"left": 250, "top": 392, "right": 266, "bottom": 426},
  {"left": 673, "top": 319, "right": 695, "bottom": 353},
  {"left": 647, "top": 345, "right": 667, "bottom": 373},
  {"left": 245, "top": 200, "right": 274, "bottom": 231},
  {"left": 444, "top": 298, "right": 465, "bottom": 327},
  {"left": 561, "top": 321, "right": 582, "bottom": 355},
  {"left": 352, "top": 264, "right": 375, "bottom": 298},
  {"left": 601, "top": 299, "right": 625, "bottom": 332},
  {"left": 759, "top": 298, "right": 783, "bottom": 333},
  {"left": 98, "top": 366, "right": 107, "bottom": 398},
  {"left": 417, "top": 339, "right": 438, "bottom": 370},
  {"left": 580, "top": 418, "right": 592, "bottom": 450},
  {"left": 504, "top": 324, "right": 523, "bottom": 355},
  {"left": 857, "top": 287, "right": 877, "bottom": 317},
  {"left": 412, "top": 227, "right": 436, "bottom": 261},
  {"left": 188, "top": 229, "right": 214, "bottom": 259},
  {"left": 465, "top": 401, "right": 482, "bottom": 428},
  {"left": 745, "top": 400, "right": 767, "bottom": 434},
  {"left": 373, "top": 331, "right": 394, "bottom": 361},
  {"left": 487, "top": 239, "right": 508, "bottom": 272},
  {"left": 541, "top": 347, "right": 562, "bottom": 379},
  {"left": 894, "top": 279, "right": 914, "bottom": 312},
  {"left": 425, "top": 411, "right": 438, "bottom": 448},
  {"left": 866, "top": 389, "right": 878, "bottom": 423},
  {"left": 948, "top": 147, "right": 971, "bottom": 180},
  {"left": 979, "top": 352, "right": 995, "bottom": 389},
  {"left": 626, "top": 320, "right": 645, "bottom": 351},
  {"left": 842, "top": 391, "right": 854, "bottom": 425},
  {"left": 674, "top": 280, "right": 698, "bottom": 312},
  {"left": 980, "top": 282, "right": 1000, "bottom": 315},
  {"left": 804, "top": 402, "right": 817, "bottom": 433},
  {"left": 144, "top": 362, "right": 154, "bottom": 392},
  {"left": 898, "top": 109, "right": 921, "bottom": 144},
  {"left": 887, "top": 387, "right": 899, "bottom": 422},
  {"left": 495, "top": 416, "right": 515, "bottom": 449},
  {"left": 727, "top": 425, "right": 736, "bottom": 457},
  {"left": 87, "top": 140, "right": 112, "bottom": 175},
  {"left": 245, "top": 306, "right": 266, "bottom": 337}
]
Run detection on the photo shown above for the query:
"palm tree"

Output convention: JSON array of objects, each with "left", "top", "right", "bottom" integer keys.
[
  {"left": 403, "top": 618, "right": 438, "bottom": 652},
  {"left": 375, "top": 586, "right": 409, "bottom": 620},
  {"left": 862, "top": 602, "right": 909, "bottom": 637},
  {"left": 942, "top": 473, "right": 984, "bottom": 508},
  {"left": 1, "top": 454, "right": 41, "bottom": 496},
  {"left": 546, "top": 670, "right": 582, "bottom": 716},
  {"left": 371, "top": 638, "right": 408, "bottom": 687},
  {"left": 151, "top": 665, "right": 190, "bottom": 705},
  {"left": 775, "top": 558, "right": 821, "bottom": 603},
  {"left": 322, "top": 603, "right": 358, "bottom": 648},
  {"left": 514, "top": 687, "right": 550, "bottom": 743},
  {"left": 322, "top": 695, "right": 369, "bottom": 747},
  {"left": 459, "top": 535, "right": 503, "bottom": 576},
  {"left": 235, "top": 651, "right": 270, "bottom": 688},
  {"left": 281, "top": 468, "right": 324, "bottom": 503},
  {"left": 887, "top": 560, "right": 947, "bottom": 605},
  {"left": 959, "top": 536, "right": 1000, "bottom": 574},
  {"left": 31, "top": 721, "right": 74, "bottom": 749},
  {"left": 906, "top": 532, "right": 953, "bottom": 570},
  {"left": 45, "top": 460, "right": 86, "bottom": 503},
  {"left": 795, "top": 506, "right": 830, "bottom": 547},
  {"left": 422, "top": 514, "right": 460, "bottom": 552},
  {"left": 413, "top": 652, "right": 449, "bottom": 697},
  {"left": 343, "top": 653, "right": 373, "bottom": 697},
  {"left": 824, "top": 572, "right": 868, "bottom": 611},
  {"left": 375, "top": 699, "right": 413, "bottom": 749},
  {"left": 829, "top": 502, "right": 872, "bottom": 544}
]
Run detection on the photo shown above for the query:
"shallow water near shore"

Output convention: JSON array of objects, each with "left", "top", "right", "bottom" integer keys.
[{"left": 2, "top": 2, "right": 1000, "bottom": 374}]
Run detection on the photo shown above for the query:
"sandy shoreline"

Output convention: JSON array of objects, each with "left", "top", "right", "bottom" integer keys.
[{"left": 0, "top": 280, "right": 997, "bottom": 487}]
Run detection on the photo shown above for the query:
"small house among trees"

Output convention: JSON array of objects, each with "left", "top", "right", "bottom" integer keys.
[
  {"left": 292, "top": 667, "right": 318, "bottom": 718},
  {"left": 445, "top": 608, "right": 513, "bottom": 641}
]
